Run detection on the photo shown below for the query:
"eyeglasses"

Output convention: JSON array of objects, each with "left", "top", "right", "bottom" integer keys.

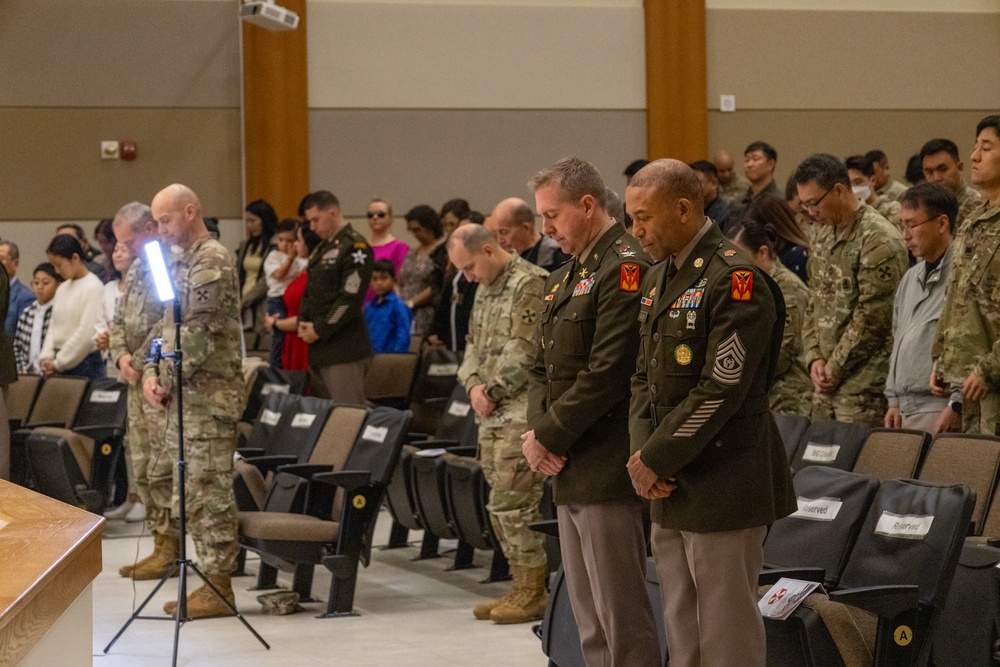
[
  {"left": 800, "top": 186, "right": 835, "bottom": 211},
  {"left": 366, "top": 212, "right": 388, "bottom": 219},
  {"left": 901, "top": 216, "right": 939, "bottom": 231}
]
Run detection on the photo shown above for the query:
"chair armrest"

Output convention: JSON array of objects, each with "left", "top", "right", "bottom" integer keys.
[
  {"left": 241, "top": 455, "right": 298, "bottom": 475},
  {"left": 22, "top": 421, "right": 66, "bottom": 430},
  {"left": 406, "top": 431, "right": 431, "bottom": 444},
  {"left": 758, "top": 568, "right": 826, "bottom": 586},
  {"left": 444, "top": 446, "right": 478, "bottom": 457},
  {"left": 410, "top": 439, "right": 462, "bottom": 450},
  {"left": 828, "top": 585, "right": 920, "bottom": 620},
  {"left": 529, "top": 519, "right": 560, "bottom": 537},
  {"left": 313, "top": 470, "right": 373, "bottom": 491},
  {"left": 74, "top": 424, "right": 125, "bottom": 436},
  {"left": 277, "top": 463, "right": 334, "bottom": 479},
  {"left": 236, "top": 447, "right": 266, "bottom": 458}
]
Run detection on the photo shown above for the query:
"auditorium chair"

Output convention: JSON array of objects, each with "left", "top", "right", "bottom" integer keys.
[
  {"left": 536, "top": 565, "right": 586, "bottom": 667},
  {"left": 234, "top": 390, "right": 307, "bottom": 461},
  {"left": 761, "top": 466, "right": 880, "bottom": 589},
  {"left": 237, "top": 407, "right": 412, "bottom": 616},
  {"left": 764, "top": 479, "right": 974, "bottom": 667},
  {"left": 790, "top": 419, "right": 872, "bottom": 473},
  {"left": 10, "top": 375, "right": 88, "bottom": 487},
  {"left": 917, "top": 433, "right": 1000, "bottom": 536},
  {"left": 406, "top": 346, "right": 462, "bottom": 435},
  {"left": 443, "top": 453, "right": 510, "bottom": 583},
  {"left": 363, "top": 353, "right": 419, "bottom": 410},
  {"left": 773, "top": 412, "right": 810, "bottom": 462},
  {"left": 238, "top": 362, "right": 308, "bottom": 445},
  {"left": 24, "top": 378, "right": 128, "bottom": 513},
  {"left": 6, "top": 374, "right": 41, "bottom": 430},
  {"left": 851, "top": 428, "right": 931, "bottom": 481}
]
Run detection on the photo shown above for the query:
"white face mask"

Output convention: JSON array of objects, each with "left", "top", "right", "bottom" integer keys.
[{"left": 852, "top": 184, "right": 872, "bottom": 201}]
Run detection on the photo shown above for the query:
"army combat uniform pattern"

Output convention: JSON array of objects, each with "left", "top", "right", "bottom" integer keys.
[
  {"left": 457, "top": 254, "right": 548, "bottom": 569},
  {"left": 768, "top": 258, "right": 812, "bottom": 417},
  {"left": 143, "top": 236, "right": 243, "bottom": 575},
  {"left": 873, "top": 195, "right": 902, "bottom": 231},
  {"left": 876, "top": 178, "right": 909, "bottom": 203},
  {"left": 933, "top": 200, "right": 1000, "bottom": 434},
  {"left": 803, "top": 203, "right": 908, "bottom": 427},
  {"left": 956, "top": 182, "right": 985, "bottom": 233},
  {"left": 108, "top": 256, "right": 166, "bottom": 533}
]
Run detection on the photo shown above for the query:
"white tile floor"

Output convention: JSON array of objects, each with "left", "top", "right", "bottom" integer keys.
[{"left": 93, "top": 510, "right": 547, "bottom": 666}]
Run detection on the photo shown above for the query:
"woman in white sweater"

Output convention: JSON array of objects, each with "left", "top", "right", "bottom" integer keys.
[{"left": 39, "top": 234, "right": 106, "bottom": 379}]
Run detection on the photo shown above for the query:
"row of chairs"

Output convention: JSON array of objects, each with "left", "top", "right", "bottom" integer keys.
[
  {"left": 8, "top": 374, "right": 128, "bottom": 514},
  {"left": 231, "top": 388, "right": 412, "bottom": 617}
]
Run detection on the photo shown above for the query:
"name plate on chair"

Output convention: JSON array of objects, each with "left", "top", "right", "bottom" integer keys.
[
  {"left": 875, "top": 512, "right": 934, "bottom": 539},
  {"left": 790, "top": 496, "right": 843, "bottom": 521},
  {"left": 362, "top": 425, "right": 388, "bottom": 443},
  {"left": 801, "top": 443, "right": 840, "bottom": 463},
  {"left": 758, "top": 578, "right": 822, "bottom": 621},
  {"left": 259, "top": 409, "right": 281, "bottom": 426},
  {"left": 447, "top": 401, "right": 472, "bottom": 417},
  {"left": 427, "top": 363, "right": 459, "bottom": 377},
  {"left": 260, "top": 383, "right": 290, "bottom": 396},
  {"left": 90, "top": 390, "right": 122, "bottom": 403},
  {"left": 291, "top": 413, "right": 317, "bottom": 428}
]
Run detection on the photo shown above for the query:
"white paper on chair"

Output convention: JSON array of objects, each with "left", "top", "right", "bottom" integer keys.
[
  {"left": 414, "top": 448, "right": 447, "bottom": 457},
  {"left": 291, "top": 413, "right": 317, "bottom": 428},
  {"left": 790, "top": 496, "right": 843, "bottom": 522},
  {"left": 758, "top": 578, "right": 821, "bottom": 621},
  {"left": 259, "top": 409, "right": 281, "bottom": 426},
  {"left": 427, "top": 363, "right": 459, "bottom": 377},
  {"left": 447, "top": 401, "right": 471, "bottom": 417},
  {"left": 90, "top": 390, "right": 121, "bottom": 403},
  {"left": 362, "top": 425, "right": 389, "bottom": 443},
  {"left": 801, "top": 442, "right": 840, "bottom": 463},
  {"left": 874, "top": 512, "right": 933, "bottom": 539},
  {"left": 261, "top": 383, "right": 290, "bottom": 395}
]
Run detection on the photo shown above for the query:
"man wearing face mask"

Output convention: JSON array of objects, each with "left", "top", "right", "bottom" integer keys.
[
  {"left": 796, "top": 154, "right": 908, "bottom": 427},
  {"left": 846, "top": 155, "right": 902, "bottom": 231}
]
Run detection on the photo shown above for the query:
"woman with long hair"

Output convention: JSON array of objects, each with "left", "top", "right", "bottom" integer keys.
[{"left": 237, "top": 199, "right": 278, "bottom": 347}]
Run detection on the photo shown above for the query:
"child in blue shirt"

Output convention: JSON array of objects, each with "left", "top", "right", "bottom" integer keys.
[{"left": 364, "top": 259, "right": 412, "bottom": 353}]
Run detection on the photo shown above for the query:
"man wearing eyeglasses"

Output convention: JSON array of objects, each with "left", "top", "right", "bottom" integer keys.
[
  {"left": 796, "top": 154, "right": 908, "bottom": 427},
  {"left": 884, "top": 183, "right": 959, "bottom": 434}
]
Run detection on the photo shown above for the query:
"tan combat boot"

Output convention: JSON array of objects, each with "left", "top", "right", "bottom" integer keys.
[
  {"left": 473, "top": 569, "right": 518, "bottom": 620},
  {"left": 164, "top": 574, "right": 236, "bottom": 619},
  {"left": 490, "top": 565, "right": 548, "bottom": 625},
  {"left": 118, "top": 533, "right": 180, "bottom": 580}
]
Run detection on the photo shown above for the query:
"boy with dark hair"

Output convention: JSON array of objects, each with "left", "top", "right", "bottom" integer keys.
[{"left": 363, "top": 259, "right": 411, "bottom": 353}]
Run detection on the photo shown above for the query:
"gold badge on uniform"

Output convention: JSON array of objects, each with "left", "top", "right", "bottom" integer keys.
[
  {"left": 674, "top": 344, "right": 693, "bottom": 365},
  {"left": 693, "top": 258, "right": 704, "bottom": 268}
]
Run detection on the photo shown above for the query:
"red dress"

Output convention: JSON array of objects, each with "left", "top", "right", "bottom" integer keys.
[{"left": 281, "top": 272, "right": 309, "bottom": 371}]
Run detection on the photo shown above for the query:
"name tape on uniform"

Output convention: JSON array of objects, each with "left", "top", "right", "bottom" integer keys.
[
  {"left": 791, "top": 496, "right": 843, "bottom": 521},
  {"left": 802, "top": 443, "right": 841, "bottom": 463},
  {"left": 362, "top": 425, "right": 389, "bottom": 443},
  {"left": 427, "top": 363, "right": 459, "bottom": 377},
  {"left": 260, "top": 409, "right": 281, "bottom": 426},
  {"left": 291, "top": 413, "right": 317, "bottom": 428},
  {"left": 261, "top": 383, "right": 291, "bottom": 396},
  {"left": 874, "top": 511, "right": 934, "bottom": 539},
  {"left": 447, "top": 401, "right": 472, "bottom": 417},
  {"left": 90, "top": 390, "right": 122, "bottom": 403}
]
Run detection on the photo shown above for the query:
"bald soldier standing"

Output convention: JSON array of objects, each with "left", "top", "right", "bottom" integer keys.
[
  {"left": 142, "top": 184, "right": 243, "bottom": 618},
  {"left": 450, "top": 224, "right": 550, "bottom": 624},
  {"left": 714, "top": 148, "right": 751, "bottom": 203},
  {"left": 108, "top": 202, "right": 170, "bottom": 580},
  {"left": 627, "top": 159, "right": 796, "bottom": 667},
  {"left": 485, "top": 197, "right": 571, "bottom": 273},
  {"left": 522, "top": 157, "right": 660, "bottom": 666}
]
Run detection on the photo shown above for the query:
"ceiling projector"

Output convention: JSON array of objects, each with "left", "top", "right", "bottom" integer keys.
[{"left": 241, "top": 1, "right": 299, "bottom": 31}]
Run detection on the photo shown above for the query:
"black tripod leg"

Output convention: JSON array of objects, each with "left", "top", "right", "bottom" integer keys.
[
  {"left": 172, "top": 561, "right": 188, "bottom": 667},
  {"left": 103, "top": 562, "right": 181, "bottom": 653}
]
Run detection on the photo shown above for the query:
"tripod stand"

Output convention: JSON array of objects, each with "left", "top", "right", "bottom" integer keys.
[{"left": 104, "top": 296, "right": 269, "bottom": 666}]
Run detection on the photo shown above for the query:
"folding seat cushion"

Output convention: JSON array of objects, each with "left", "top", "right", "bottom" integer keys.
[
  {"left": 773, "top": 412, "right": 809, "bottom": 462},
  {"left": 791, "top": 420, "right": 872, "bottom": 473},
  {"left": 7, "top": 374, "right": 41, "bottom": 428},
  {"left": 851, "top": 429, "right": 930, "bottom": 481},
  {"left": 364, "top": 353, "right": 418, "bottom": 407},
  {"left": 443, "top": 454, "right": 493, "bottom": 551},
  {"left": 918, "top": 433, "right": 1000, "bottom": 535}
]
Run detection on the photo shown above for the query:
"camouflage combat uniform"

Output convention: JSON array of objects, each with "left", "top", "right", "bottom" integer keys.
[
  {"left": 803, "top": 203, "right": 908, "bottom": 426},
  {"left": 720, "top": 173, "right": 751, "bottom": 203},
  {"left": 873, "top": 195, "right": 902, "bottom": 231},
  {"left": 956, "top": 182, "right": 985, "bottom": 232},
  {"left": 108, "top": 256, "right": 166, "bottom": 532},
  {"left": 457, "top": 254, "right": 548, "bottom": 568},
  {"left": 143, "top": 235, "right": 243, "bottom": 575},
  {"left": 768, "top": 258, "right": 812, "bottom": 416},
  {"left": 876, "top": 179, "right": 909, "bottom": 203},
  {"left": 933, "top": 200, "right": 1000, "bottom": 434}
]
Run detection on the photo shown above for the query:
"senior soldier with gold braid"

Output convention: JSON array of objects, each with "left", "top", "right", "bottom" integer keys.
[
  {"left": 142, "top": 184, "right": 243, "bottom": 619},
  {"left": 627, "top": 159, "right": 796, "bottom": 667},
  {"left": 298, "top": 190, "right": 373, "bottom": 404},
  {"left": 521, "top": 157, "right": 660, "bottom": 667},
  {"left": 450, "top": 223, "right": 549, "bottom": 624},
  {"left": 107, "top": 202, "right": 171, "bottom": 580},
  {"left": 932, "top": 115, "right": 1000, "bottom": 435},
  {"left": 796, "top": 154, "right": 908, "bottom": 427}
]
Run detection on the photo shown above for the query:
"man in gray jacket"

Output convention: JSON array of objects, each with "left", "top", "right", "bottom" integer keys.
[{"left": 884, "top": 182, "right": 961, "bottom": 433}]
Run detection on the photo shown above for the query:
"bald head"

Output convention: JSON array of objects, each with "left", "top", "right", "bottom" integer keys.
[
  {"left": 629, "top": 159, "right": 704, "bottom": 212},
  {"left": 486, "top": 197, "right": 539, "bottom": 253},
  {"left": 625, "top": 159, "right": 707, "bottom": 262},
  {"left": 151, "top": 183, "right": 207, "bottom": 250},
  {"left": 447, "top": 223, "right": 510, "bottom": 285},
  {"left": 713, "top": 149, "right": 737, "bottom": 186}
]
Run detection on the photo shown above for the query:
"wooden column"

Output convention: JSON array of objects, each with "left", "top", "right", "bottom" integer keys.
[
  {"left": 241, "top": 0, "right": 310, "bottom": 220},
  {"left": 644, "top": 0, "right": 707, "bottom": 162}
]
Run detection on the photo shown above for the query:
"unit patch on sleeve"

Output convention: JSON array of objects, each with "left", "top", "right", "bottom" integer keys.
[
  {"left": 731, "top": 270, "right": 753, "bottom": 301},
  {"left": 620, "top": 263, "right": 640, "bottom": 292}
]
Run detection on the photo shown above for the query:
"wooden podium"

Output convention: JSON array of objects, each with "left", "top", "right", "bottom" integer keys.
[{"left": 0, "top": 479, "right": 104, "bottom": 666}]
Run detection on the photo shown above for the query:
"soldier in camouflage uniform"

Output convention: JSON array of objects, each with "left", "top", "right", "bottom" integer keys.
[
  {"left": 451, "top": 224, "right": 549, "bottom": 624},
  {"left": 868, "top": 149, "right": 910, "bottom": 203},
  {"left": 714, "top": 148, "right": 751, "bottom": 203},
  {"left": 920, "top": 138, "right": 984, "bottom": 231},
  {"left": 107, "top": 202, "right": 172, "bottom": 580},
  {"left": 847, "top": 154, "right": 902, "bottom": 231},
  {"left": 142, "top": 184, "right": 243, "bottom": 619},
  {"left": 795, "top": 155, "right": 908, "bottom": 427},
  {"left": 728, "top": 217, "right": 812, "bottom": 416},
  {"left": 932, "top": 116, "right": 1000, "bottom": 435}
]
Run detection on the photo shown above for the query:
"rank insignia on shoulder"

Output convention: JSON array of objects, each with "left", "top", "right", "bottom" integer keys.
[
  {"left": 640, "top": 297, "right": 653, "bottom": 307},
  {"left": 572, "top": 276, "right": 595, "bottom": 297},
  {"left": 731, "top": 270, "right": 753, "bottom": 301},
  {"left": 620, "top": 263, "right": 640, "bottom": 292},
  {"left": 724, "top": 249, "right": 737, "bottom": 257}
]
